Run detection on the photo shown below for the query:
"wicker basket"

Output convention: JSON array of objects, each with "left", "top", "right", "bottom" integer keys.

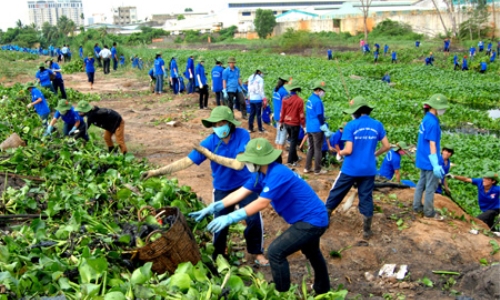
[
  {"left": 134, "top": 206, "right": 201, "bottom": 274},
  {"left": 0, "top": 133, "right": 26, "bottom": 151}
]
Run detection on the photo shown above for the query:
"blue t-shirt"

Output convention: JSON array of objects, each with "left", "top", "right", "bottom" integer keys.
[
  {"left": 50, "top": 62, "right": 62, "bottom": 79},
  {"left": 379, "top": 149, "right": 401, "bottom": 180},
  {"left": 444, "top": 40, "right": 450, "bottom": 49},
  {"left": 195, "top": 63, "right": 207, "bottom": 86},
  {"left": 243, "top": 162, "right": 328, "bottom": 227},
  {"left": 188, "top": 128, "right": 251, "bottom": 191},
  {"left": 79, "top": 47, "right": 83, "bottom": 56},
  {"left": 84, "top": 58, "right": 95, "bottom": 73},
  {"left": 491, "top": 52, "right": 497, "bottom": 62},
  {"left": 453, "top": 55, "right": 458, "bottom": 64},
  {"left": 384, "top": 45, "right": 389, "bottom": 53},
  {"left": 170, "top": 60, "right": 178, "bottom": 77},
  {"left": 211, "top": 66, "right": 224, "bottom": 92},
  {"left": 470, "top": 47, "right": 476, "bottom": 55},
  {"left": 436, "top": 157, "right": 451, "bottom": 194},
  {"left": 463, "top": 58, "right": 468, "bottom": 68},
  {"left": 272, "top": 86, "right": 289, "bottom": 122},
  {"left": 382, "top": 75, "right": 391, "bottom": 83},
  {"left": 471, "top": 179, "right": 500, "bottom": 211},
  {"left": 94, "top": 46, "right": 101, "bottom": 56},
  {"left": 186, "top": 57, "right": 194, "bottom": 74},
  {"left": 322, "top": 135, "right": 328, "bottom": 151},
  {"left": 148, "top": 68, "right": 154, "bottom": 77},
  {"left": 392, "top": 52, "right": 397, "bottom": 60},
  {"left": 329, "top": 129, "right": 344, "bottom": 150},
  {"left": 30, "top": 87, "right": 50, "bottom": 117},
  {"left": 341, "top": 116, "right": 386, "bottom": 177},
  {"left": 111, "top": 47, "right": 117, "bottom": 58},
  {"left": 415, "top": 112, "right": 442, "bottom": 171},
  {"left": 305, "top": 93, "right": 324, "bottom": 133},
  {"left": 222, "top": 66, "right": 241, "bottom": 93},
  {"left": 36, "top": 69, "right": 54, "bottom": 87},
  {"left": 480, "top": 62, "right": 487, "bottom": 71},
  {"left": 154, "top": 58, "right": 165, "bottom": 76},
  {"left": 54, "top": 107, "right": 84, "bottom": 127},
  {"left": 327, "top": 49, "right": 332, "bottom": 56}
]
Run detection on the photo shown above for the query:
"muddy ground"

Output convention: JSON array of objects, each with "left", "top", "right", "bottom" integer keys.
[{"left": 7, "top": 66, "right": 500, "bottom": 299}]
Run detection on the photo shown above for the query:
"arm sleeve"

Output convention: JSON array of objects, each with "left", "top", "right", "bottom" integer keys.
[
  {"left": 317, "top": 114, "right": 325, "bottom": 125},
  {"left": 471, "top": 178, "right": 481, "bottom": 187},
  {"left": 187, "top": 137, "right": 212, "bottom": 165},
  {"left": 316, "top": 101, "right": 325, "bottom": 125},
  {"left": 423, "top": 122, "right": 438, "bottom": 142},
  {"left": 342, "top": 125, "right": 353, "bottom": 142},
  {"left": 378, "top": 122, "right": 387, "bottom": 141},
  {"left": 54, "top": 111, "right": 61, "bottom": 119},
  {"left": 393, "top": 154, "right": 401, "bottom": 171},
  {"left": 243, "top": 175, "right": 263, "bottom": 194}
]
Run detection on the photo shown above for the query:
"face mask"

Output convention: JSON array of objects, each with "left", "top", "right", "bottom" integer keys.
[
  {"left": 437, "top": 109, "right": 446, "bottom": 116},
  {"left": 213, "top": 124, "right": 230, "bottom": 139},
  {"left": 318, "top": 91, "right": 325, "bottom": 98},
  {"left": 245, "top": 163, "right": 260, "bottom": 173}
]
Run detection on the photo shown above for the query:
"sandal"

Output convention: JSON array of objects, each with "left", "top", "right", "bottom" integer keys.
[{"left": 254, "top": 259, "right": 270, "bottom": 267}]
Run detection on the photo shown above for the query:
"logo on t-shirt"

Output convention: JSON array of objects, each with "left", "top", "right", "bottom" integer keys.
[
  {"left": 492, "top": 194, "right": 496, "bottom": 199},
  {"left": 263, "top": 187, "right": 270, "bottom": 193}
]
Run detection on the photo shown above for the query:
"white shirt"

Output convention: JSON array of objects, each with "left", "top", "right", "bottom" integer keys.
[
  {"left": 99, "top": 48, "right": 112, "bottom": 59},
  {"left": 248, "top": 74, "right": 265, "bottom": 101}
]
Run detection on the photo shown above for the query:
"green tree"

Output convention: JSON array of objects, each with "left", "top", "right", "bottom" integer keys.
[
  {"left": 184, "top": 8, "right": 193, "bottom": 12},
  {"left": 16, "top": 19, "right": 23, "bottom": 29},
  {"left": 177, "top": 14, "right": 185, "bottom": 20},
  {"left": 253, "top": 9, "right": 276, "bottom": 39}
]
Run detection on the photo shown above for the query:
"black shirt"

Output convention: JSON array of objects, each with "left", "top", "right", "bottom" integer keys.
[{"left": 86, "top": 106, "right": 122, "bottom": 133}]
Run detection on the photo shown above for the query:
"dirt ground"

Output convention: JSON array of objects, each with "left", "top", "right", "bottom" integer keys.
[{"left": 14, "top": 69, "right": 500, "bottom": 299}]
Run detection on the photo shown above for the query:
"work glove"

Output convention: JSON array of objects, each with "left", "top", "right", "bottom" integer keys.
[
  {"left": 189, "top": 74, "right": 193, "bottom": 79},
  {"left": 207, "top": 208, "right": 247, "bottom": 233},
  {"left": 44, "top": 125, "right": 53, "bottom": 137},
  {"left": 222, "top": 89, "right": 228, "bottom": 100},
  {"left": 27, "top": 103, "right": 33, "bottom": 108},
  {"left": 188, "top": 201, "right": 225, "bottom": 222},
  {"left": 320, "top": 124, "right": 333, "bottom": 138},
  {"left": 175, "top": 72, "right": 178, "bottom": 78},
  {"left": 68, "top": 126, "right": 77, "bottom": 135},
  {"left": 429, "top": 153, "right": 445, "bottom": 179}
]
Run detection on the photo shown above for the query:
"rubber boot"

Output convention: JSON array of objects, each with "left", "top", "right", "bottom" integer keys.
[{"left": 362, "top": 216, "right": 373, "bottom": 240}]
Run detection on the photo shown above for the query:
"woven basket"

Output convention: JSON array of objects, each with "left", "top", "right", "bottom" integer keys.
[
  {"left": 134, "top": 206, "right": 201, "bottom": 274},
  {"left": 0, "top": 133, "right": 26, "bottom": 151}
]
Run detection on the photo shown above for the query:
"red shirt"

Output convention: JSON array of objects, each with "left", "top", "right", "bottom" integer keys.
[{"left": 280, "top": 94, "right": 305, "bottom": 127}]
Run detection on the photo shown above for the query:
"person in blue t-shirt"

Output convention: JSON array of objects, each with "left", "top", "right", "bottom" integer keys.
[
  {"left": 447, "top": 171, "right": 499, "bottom": 228},
  {"left": 364, "top": 43, "right": 371, "bottom": 53},
  {"left": 111, "top": 42, "right": 118, "bottom": 71},
  {"left": 391, "top": 51, "right": 397, "bottom": 63},
  {"left": 453, "top": 55, "right": 460, "bottom": 70},
  {"left": 384, "top": 44, "right": 389, "bottom": 56},
  {"left": 26, "top": 82, "right": 51, "bottom": 126},
  {"left": 305, "top": 80, "right": 333, "bottom": 175},
  {"left": 462, "top": 56, "right": 469, "bottom": 70},
  {"left": 444, "top": 38, "right": 451, "bottom": 54},
  {"left": 119, "top": 54, "right": 125, "bottom": 67},
  {"left": 84, "top": 53, "right": 95, "bottom": 89},
  {"left": 46, "top": 58, "right": 67, "bottom": 99},
  {"left": 94, "top": 43, "right": 102, "bottom": 68},
  {"left": 491, "top": 50, "right": 497, "bottom": 63},
  {"left": 478, "top": 40, "right": 484, "bottom": 52},
  {"left": 378, "top": 141, "right": 409, "bottom": 183},
  {"left": 169, "top": 57, "right": 180, "bottom": 94},
  {"left": 79, "top": 46, "right": 83, "bottom": 58},
  {"left": 211, "top": 58, "right": 225, "bottom": 106},
  {"left": 190, "top": 138, "right": 330, "bottom": 295},
  {"left": 148, "top": 68, "right": 155, "bottom": 92},
  {"left": 327, "top": 122, "right": 345, "bottom": 161},
  {"left": 222, "top": 56, "right": 247, "bottom": 119},
  {"left": 325, "top": 96, "right": 390, "bottom": 239},
  {"left": 327, "top": 48, "right": 332, "bottom": 60},
  {"left": 382, "top": 72, "right": 391, "bottom": 84},
  {"left": 416, "top": 40, "right": 420, "bottom": 47},
  {"left": 374, "top": 49, "right": 379, "bottom": 63},
  {"left": 35, "top": 63, "right": 55, "bottom": 93},
  {"left": 413, "top": 94, "right": 449, "bottom": 220},
  {"left": 480, "top": 60, "right": 487, "bottom": 73},
  {"left": 486, "top": 42, "right": 492, "bottom": 55},
  {"left": 273, "top": 75, "right": 290, "bottom": 150},
  {"left": 185, "top": 55, "right": 195, "bottom": 94},
  {"left": 154, "top": 53, "right": 165, "bottom": 95},
  {"left": 46, "top": 99, "right": 88, "bottom": 141},
  {"left": 435, "top": 145, "right": 454, "bottom": 195},
  {"left": 141, "top": 106, "right": 268, "bottom": 266},
  {"left": 470, "top": 46, "right": 476, "bottom": 58},
  {"left": 195, "top": 57, "right": 208, "bottom": 109}
]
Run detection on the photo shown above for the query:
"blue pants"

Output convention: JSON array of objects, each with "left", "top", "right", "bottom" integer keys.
[
  {"left": 155, "top": 75, "right": 163, "bottom": 93},
  {"left": 172, "top": 77, "right": 180, "bottom": 94},
  {"left": 413, "top": 169, "right": 439, "bottom": 217},
  {"left": 113, "top": 59, "right": 118, "bottom": 71},
  {"left": 325, "top": 172, "right": 375, "bottom": 217},
  {"left": 213, "top": 188, "right": 263, "bottom": 259},
  {"left": 187, "top": 77, "right": 195, "bottom": 94},
  {"left": 40, "top": 113, "right": 49, "bottom": 127},
  {"left": 249, "top": 102, "right": 263, "bottom": 131}
]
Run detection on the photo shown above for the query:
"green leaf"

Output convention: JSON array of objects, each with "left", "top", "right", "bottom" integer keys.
[
  {"left": 131, "top": 262, "right": 152, "bottom": 285},
  {"left": 58, "top": 277, "right": 71, "bottom": 291},
  {"left": 421, "top": 276, "right": 433, "bottom": 287},
  {"left": 104, "top": 291, "right": 127, "bottom": 300},
  {"left": 227, "top": 275, "right": 244, "bottom": 292},
  {"left": 168, "top": 273, "right": 191, "bottom": 292},
  {"left": 81, "top": 283, "right": 101, "bottom": 297},
  {"left": 116, "top": 188, "right": 132, "bottom": 201},
  {"left": 216, "top": 255, "right": 231, "bottom": 273}
]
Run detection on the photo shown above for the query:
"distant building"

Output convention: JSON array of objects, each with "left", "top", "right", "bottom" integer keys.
[
  {"left": 92, "top": 13, "right": 107, "bottom": 24},
  {"left": 27, "top": 0, "right": 84, "bottom": 28},
  {"left": 87, "top": 17, "right": 94, "bottom": 25},
  {"left": 113, "top": 6, "right": 138, "bottom": 25}
]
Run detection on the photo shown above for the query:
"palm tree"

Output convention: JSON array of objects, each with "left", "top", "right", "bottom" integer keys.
[{"left": 16, "top": 19, "right": 23, "bottom": 29}]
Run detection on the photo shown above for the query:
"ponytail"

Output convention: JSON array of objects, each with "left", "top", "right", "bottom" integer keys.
[{"left": 274, "top": 79, "right": 285, "bottom": 92}]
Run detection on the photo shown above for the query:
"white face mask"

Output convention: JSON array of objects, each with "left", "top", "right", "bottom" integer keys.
[
  {"left": 437, "top": 109, "right": 446, "bottom": 116},
  {"left": 245, "top": 163, "right": 260, "bottom": 173},
  {"left": 318, "top": 91, "right": 325, "bottom": 98}
]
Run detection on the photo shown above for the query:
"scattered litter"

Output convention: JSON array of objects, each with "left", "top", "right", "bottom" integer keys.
[
  {"left": 492, "top": 232, "right": 500, "bottom": 237},
  {"left": 396, "top": 265, "right": 408, "bottom": 280},
  {"left": 166, "top": 121, "right": 181, "bottom": 127},
  {"left": 364, "top": 271, "right": 375, "bottom": 282},
  {"left": 379, "top": 264, "right": 396, "bottom": 277},
  {"left": 469, "top": 229, "right": 479, "bottom": 235}
]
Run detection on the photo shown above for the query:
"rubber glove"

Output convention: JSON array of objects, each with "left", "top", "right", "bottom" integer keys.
[
  {"left": 429, "top": 153, "right": 444, "bottom": 179},
  {"left": 320, "top": 124, "right": 333, "bottom": 138},
  {"left": 207, "top": 208, "right": 247, "bottom": 233},
  {"left": 44, "top": 125, "right": 53, "bottom": 136},
  {"left": 27, "top": 103, "right": 33, "bottom": 108},
  {"left": 68, "top": 126, "right": 77, "bottom": 135},
  {"left": 222, "top": 89, "right": 228, "bottom": 99},
  {"left": 188, "top": 201, "right": 225, "bottom": 222}
]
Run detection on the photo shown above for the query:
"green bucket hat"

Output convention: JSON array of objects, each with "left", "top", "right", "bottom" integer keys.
[
  {"left": 197, "top": 56, "right": 205, "bottom": 62},
  {"left": 87, "top": 52, "right": 93, "bottom": 57},
  {"left": 25, "top": 82, "right": 36, "bottom": 89},
  {"left": 45, "top": 57, "right": 53, "bottom": 62},
  {"left": 279, "top": 75, "right": 292, "bottom": 82},
  {"left": 339, "top": 122, "right": 347, "bottom": 129},
  {"left": 286, "top": 81, "right": 301, "bottom": 92},
  {"left": 39, "top": 62, "right": 46, "bottom": 68},
  {"left": 237, "top": 138, "right": 282, "bottom": 165},
  {"left": 156, "top": 52, "right": 162, "bottom": 56},
  {"left": 201, "top": 106, "right": 241, "bottom": 128},
  {"left": 343, "top": 96, "right": 375, "bottom": 114},
  {"left": 215, "top": 58, "right": 223, "bottom": 64},
  {"left": 55, "top": 99, "right": 72, "bottom": 112},
  {"left": 75, "top": 100, "right": 92, "bottom": 113},
  {"left": 483, "top": 171, "right": 499, "bottom": 183},
  {"left": 423, "top": 94, "right": 449, "bottom": 110},
  {"left": 442, "top": 145, "right": 454, "bottom": 154},
  {"left": 227, "top": 57, "right": 236, "bottom": 63},
  {"left": 256, "top": 66, "right": 265, "bottom": 73},
  {"left": 311, "top": 80, "right": 327, "bottom": 91},
  {"left": 393, "top": 141, "right": 409, "bottom": 150}
]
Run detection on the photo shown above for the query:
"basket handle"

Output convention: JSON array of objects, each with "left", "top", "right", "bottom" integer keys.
[
  {"left": 145, "top": 229, "right": 163, "bottom": 244},
  {"left": 137, "top": 205, "right": 156, "bottom": 222}
]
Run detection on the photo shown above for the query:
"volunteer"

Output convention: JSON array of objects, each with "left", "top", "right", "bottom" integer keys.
[
  {"left": 46, "top": 99, "right": 88, "bottom": 141},
  {"left": 79, "top": 45, "right": 83, "bottom": 58},
  {"left": 444, "top": 38, "right": 451, "bottom": 54},
  {"left": 46, "top": 58, "right": 67, "bottom": 99},
  {"left": 99, "top": 45, "right": 112, "bottom": 75},
  {"left": 153, "top": 52, "right": 166, "bottom": 95},
  {"left": 141, "top": 106, "right": 267, "bottom": 265},
  {"left": 378, "top": 142, "right": 409, "bottom": 183},
  {"left": 185, "top": 55, "right": 195, "bottom": 94},
  {"left": 280, "top": 81, "right": 304, "bottom": 166},
  {"left": 391, "top": 51, "right": 397, "bottom": 63},
  {"left": 435, "top": 145, "right": 454, "bottom": 195},
  {"left": 35, "top": 63, "right": 55, "bottom": 93},
  {"left": 170, "top": 57, "right": 180, "bottom": 94},
  {"left": 453, "top": 55, "right": 460, "bottom": 70},
  {"left": 195, "top": 57, "right": 209, "bottom": 110},
  {"left": 83, "top": 53, "right": 95, "bottom": 90},
  {"left": 413, "top": 94, "right": 450, "bottom": 221},
  {"left": 462, "top": 56, "right": 469, "bottom": 71},
  {"left": 111, "top": 42, "right": 118, "bottom": 71},
  {"left": 486, "top": 42, "right": 492, "bottom": 55},
  {"left": 222, "top": 57, "right": 247, "bottom": 119},
  {"left": 326, "top": 122, "right": 345, "bottom": 158},
  {"left": 447, "top": 172, "right": 499, "bottom": 228},
  {"left": 190, "top": 138, "right": 330, "bottom": 295},
  {"left": 478, "top": 40, "right": 484, "bottom": 52},
  {"left": 94, "top": 43, "right": 102, "bottom": 68},
  {"left": 272, "top": 75, "right": 290, "bottom": 150},
  {"left": 211, "top": 58, "right": 224, "bottom": 106},
  {"left": 491, "top": 50, "right": 497, "bottom": 63},
  {"left": 247, "top": 67, "right": 266, "bottom": 132},
  {"left": 384, "top": 44, "right": 389, "bottom": 56},
  {"left": 381, "top": 72, "right": 390, "bottom": 84},
  {"left": 327, "top": 48, "right": 332, "bottom": 60},
  {"left": 325, "top": 97, "right": 390, "bottom": 239},
  {"left": 480, "top": 60, "right": 487, "bottom": 73},
  {"left": 25, "top": 82, "right": 51, "bottom": 127},
  {"left": 374, "top": 48, "right": 379, "bottom": 63},
  {"left": 75, "top": 101, "right": 127, "bottom": 154},
  {"left": 304, "top": 81, "right": 332, "bottom": 175},
  {"left": 61, "top": 44, "right": 70, "bottom": 62}
]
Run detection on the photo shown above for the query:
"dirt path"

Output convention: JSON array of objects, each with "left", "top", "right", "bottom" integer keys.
[{"left": 56, "top": 71, "right": 500, "bottom": 299}]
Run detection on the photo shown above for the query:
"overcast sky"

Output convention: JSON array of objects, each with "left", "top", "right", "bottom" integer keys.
[{"left": 0, "top": 0, "right": 228, "bottom": 30}]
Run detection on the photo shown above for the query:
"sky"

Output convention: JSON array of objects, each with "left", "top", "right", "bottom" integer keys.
[{"left": 0, "top": 0, "right": 228, "bottom": 30}]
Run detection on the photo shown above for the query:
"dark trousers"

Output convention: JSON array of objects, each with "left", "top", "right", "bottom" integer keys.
[
  {"left": 52, "top": 78, "right": 67, "bottom": 99},
  {"left": 305, "top": 132, "right": 324, "bottom": 173},
  {"left": 477, "top": 209, "right": 500, "bottom": 228},
  {"left": 198, "top": 84, "right": 208, "bottom": 108},
  {"left": 63, "top": 121, "right": 89, "bottom": 141},
  {"left": 188, "top": 77, "right": 195, "bottom": 94},
  {"left": 213, "top": 189, "right": 263, "bottom": 259},
  {"left": 285, "top": 124, "right": 300, "bottom": 164},
  {"left": 249, "top": 102, "right": 263, "bottom": 131},
  {"left": 325, "top": 172, "right": 375, "bottom": 217},
  {"left": 113, "top": 58, "right": 118, "bottom": 71},
  {"left": 268, "top": 222, "right": 330, "bottom": 294},
  {"left": 227, "top": 92, "right": 247, "bottom": 117},
  {"left": 215, "top": 91, "right": 223, "bottom": 106},
  {"left": 172, "top": 77, "right": 180, "bottom": 94},
  {"left": 96, "top": 57, "right": 102, "bottom": 67},
  {"left": 155, "top": 75, "right": 164, "bottom": 93},
  {"left": 103, "top": 58, "right": 110, "bottom": 74}
]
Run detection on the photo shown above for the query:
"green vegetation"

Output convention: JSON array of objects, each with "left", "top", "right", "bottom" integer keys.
[{"left": 254, "top": 9, "right": 277, "bottom": 39}]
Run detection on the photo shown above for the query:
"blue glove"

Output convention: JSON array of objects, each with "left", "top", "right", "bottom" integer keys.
[
  {"left": 68, "top": 126, "right": 77, "bottom": 135},
  {"left": 222, "top": 89, "right": 228, "bottom": 100},
  {"left": 188, "top": 201, "right": 225, "bottom": 222},
  {"left": 207, "top": 208, "right": 247, "bottom": 233},
  {"left": 429, "top": 153, "right": 444, "bottom": 179},
  {"left": 320, "top": 124, "right": 333, "bottom": 138},
  {"left": 44, "top": 125, "right": 53, "bottom": 137}
]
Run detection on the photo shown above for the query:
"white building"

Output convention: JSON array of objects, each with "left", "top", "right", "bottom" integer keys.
[
  {"left": 113, "top": 6, "right": 138, "bottom": 25},
  {"left": 27, "top": 0, "right": 84, "bottom": 28}
]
